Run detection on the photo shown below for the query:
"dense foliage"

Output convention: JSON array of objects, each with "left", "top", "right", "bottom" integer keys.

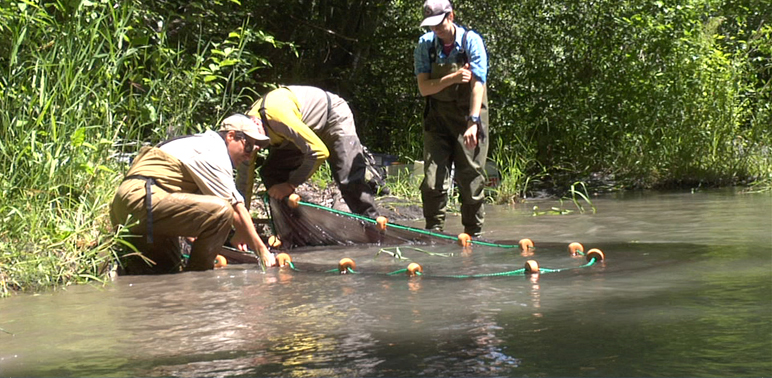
[{"left": 0, "top": 0, "right": 769, "bottom": 295}]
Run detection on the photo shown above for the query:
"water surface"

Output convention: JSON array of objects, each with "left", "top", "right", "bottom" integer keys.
[{"left": 1, "top": 189, "right": 770, "bottom": 377}]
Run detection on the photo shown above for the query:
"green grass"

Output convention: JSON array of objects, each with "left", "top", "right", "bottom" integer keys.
[{"left": 0, "top": 1, "right": 273, "bottom": 297}]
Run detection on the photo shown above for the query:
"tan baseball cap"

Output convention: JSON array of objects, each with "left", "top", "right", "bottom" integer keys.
[{"left": 219, "top": 114, "right": 268, "bottom": 142}]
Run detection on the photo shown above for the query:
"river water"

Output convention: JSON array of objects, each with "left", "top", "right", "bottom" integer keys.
[{"left": 1, "top": 189, "right": 770, "bottom": 377}]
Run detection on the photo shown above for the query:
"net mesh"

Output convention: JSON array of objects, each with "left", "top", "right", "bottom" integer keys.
[{"left": 267, "top": 197, "right": 453, "bottom": 248}]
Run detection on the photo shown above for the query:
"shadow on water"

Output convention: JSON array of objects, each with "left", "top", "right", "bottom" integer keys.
[{"left": 0, "top": 189, "right": 770, "bottom": 377}]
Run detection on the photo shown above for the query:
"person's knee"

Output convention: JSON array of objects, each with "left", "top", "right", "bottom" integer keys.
[
  {"left": 210, "top": 198, "right": 234, "bottom": 229},
  {"left": 193, "top": 197, "right": 234, "bottom": 236},
  {"left": 214, "top": 198, "right": 234, "bottom": 219},
  {"left": 420, "top": 180, "right": 444, "bottom": 195}
]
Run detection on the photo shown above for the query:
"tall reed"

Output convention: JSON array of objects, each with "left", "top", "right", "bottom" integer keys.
[{"left": 0, "top": 0, "right": 272, "bottom": 296}]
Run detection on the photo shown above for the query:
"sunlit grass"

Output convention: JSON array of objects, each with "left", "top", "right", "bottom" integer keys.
[
  {"left": 0, "top": 1, "right": 273, "bottom": 297},
  {"left": 487, "top": 138, "right": 530, "bottom": 204},
  {"left": 0, "top": 174, "right": 119, "bottom": 296}
]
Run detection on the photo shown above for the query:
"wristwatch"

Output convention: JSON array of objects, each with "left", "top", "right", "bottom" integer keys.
[{"left": 466, "top": 115, "right": 481, "bottom": 125}]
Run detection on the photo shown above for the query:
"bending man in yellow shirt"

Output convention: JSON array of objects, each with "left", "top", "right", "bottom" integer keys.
[{"left": 243, "top": 86, "right": 379, "bottom": 218}]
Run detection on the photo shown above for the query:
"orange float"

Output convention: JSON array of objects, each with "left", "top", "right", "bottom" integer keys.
[
  {"left": 524, "top": 259, "right": 539, "bottom": 274},
  {"left": 338, "top": 257, "right": 356, "bottom": 274},
  {"left": 568, "top": 242, "right": 584, "bottom": 256},
  {"left": 268, "top": 235, "right": 282, "bottom": 248},
  {"left": 287, "top": 193, "right": 301, "bottom": 208},
  {"left": 406, "top": 262, "right": 423, "bottom": 277},
  {"left": 276, "top": 252, "right": 292, "bottom": 267},
  {"left": 376, "top": 216, "right": 388, "bottom": 231},
  {"left": 519, "top": 238, "right": 534, "bottom": 251},
  {"left": 586, "top": 248, "right": 605, "bottom": 262},
  {"left": 457, "top": 233, "right": 472, "bottom": 247},
  {"left": 214, "top": 254, "right": 228, "bottom": 268}
]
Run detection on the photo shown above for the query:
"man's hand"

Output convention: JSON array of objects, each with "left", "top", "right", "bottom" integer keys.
[
  {"left": 231, "top": 202, "right": 277, "bottom": 268},
  {"left": 260, "top": 250, "right": 277, "bottom": 268},
  {"left": 456, "top": 63, "right": 472, "bottom": 84},
  {"left": 229, "top": 232, "right": 276, "bottom": 267},
  {"left": 230, "top": 231, "right": 250, "bottom": 251},
  {"left": 268, "top": 182, "right": 295, "bottom": 200},
  {"left": 463, "top": 124, "right": 479, "bottom": 149}
]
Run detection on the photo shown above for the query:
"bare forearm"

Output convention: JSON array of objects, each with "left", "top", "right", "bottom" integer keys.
[
  {"left": 468, "top": 80, "right": 484, "bottom": 116},
  {"left": 418, "top": 73, "right": 459, "bottom": 97},
  {"left": 232, "top": 203, "right": 272, "bottom": 263}
]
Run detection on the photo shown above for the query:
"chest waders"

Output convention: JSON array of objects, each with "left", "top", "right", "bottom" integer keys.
[
  {"left": 120, "top": 136, "right": 195, "bottom": 244},
  {"left": 113, "top": 140, "right": 236, "bottom": 273},
  {"left": 421, "top": 29, "right": 489, "bottom": 237}
]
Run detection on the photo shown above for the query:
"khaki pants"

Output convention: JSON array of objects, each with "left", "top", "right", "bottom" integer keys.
[{"left": 110, "top": 178, "right": 234, "bottom": 273}]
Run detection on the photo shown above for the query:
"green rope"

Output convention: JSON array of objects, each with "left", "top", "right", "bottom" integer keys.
[
  {"left": 426, "top": 257, "right": 598, "bottom": 278},
  {"left": 437, "top": 268, "right": 528, "bottom": 279},
  {"left": 386, "top": 268, "right": 425, "bottom": 276},
  {"left": 468, "top": 240, "right": 519, "bottom": 248},
  {"left": 387, "top": 268, "right": 408, "bottom": 276},
  {"left": 315, "top": 258, "right": 597, "bottom": 278},
  {"left": 298, "top": 200, "right": 456, "bottom": 241}
]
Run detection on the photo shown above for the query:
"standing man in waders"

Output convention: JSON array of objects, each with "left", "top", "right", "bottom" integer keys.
[{"left": 414, "top": 0, "right": 489, "bottom": 237}]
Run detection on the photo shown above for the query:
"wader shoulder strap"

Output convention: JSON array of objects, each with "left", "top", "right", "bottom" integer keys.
[
  {"left": 157, "top": 134, "right": 195, "bottom": 148},
  {"left": 428, "top": 29, "right": 470, "bottom": 64},
  {"left": 258, "top": 96, "right": 271, "bottom": 133},
  {"left": 460, "top": 29, "right": 469, "bottom": 64},
  {"left": 429, "top": 35, "right": 436, "bottom": 64},
  {"left": 122, "top": 175, "right": 158, "bottom": 244}
]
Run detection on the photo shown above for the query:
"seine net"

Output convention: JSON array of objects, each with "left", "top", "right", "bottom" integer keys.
[{"left": 267, "top": 197, "right": 453, "bottom": 248}]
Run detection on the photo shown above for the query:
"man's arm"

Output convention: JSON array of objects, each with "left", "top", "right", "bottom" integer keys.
[
  {"left": 264, "top": 111, "right": 329, "bottom": 200},
  {"left": 463, "top": 30, "right": 488, "bottom": 149},
  {"left": 231, "top": 202, "right": 276, "bottom": 267},
  {"left": 463, "top": 79, "right": 485, "bottom": 149},
  {"left": 416, "top": 65, "right": 472, "bottom": 97}
]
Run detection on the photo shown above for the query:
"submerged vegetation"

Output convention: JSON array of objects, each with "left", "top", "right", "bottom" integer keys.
[{"left": 0, "top": 0, "right": 769, "bottom": 296}]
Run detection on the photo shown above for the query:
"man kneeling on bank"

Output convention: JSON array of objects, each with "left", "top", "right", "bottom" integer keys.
[{"left": 110, "top": 115, "right": 277, "bottom": 273}]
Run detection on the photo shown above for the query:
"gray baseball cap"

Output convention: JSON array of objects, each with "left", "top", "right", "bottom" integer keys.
[{"left": 420, "top": 0, "right": 453, "bottom": 27}]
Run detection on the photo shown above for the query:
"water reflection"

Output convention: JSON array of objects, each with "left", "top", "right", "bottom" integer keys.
[{"left": 0, "top": 190, "right": 770, "bottom": 377}]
